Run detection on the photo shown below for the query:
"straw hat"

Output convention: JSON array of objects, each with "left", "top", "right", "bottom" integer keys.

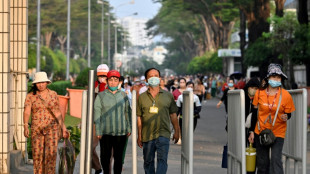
[{"left": 32, "top": 72, "right": 51, "bottom": 84}]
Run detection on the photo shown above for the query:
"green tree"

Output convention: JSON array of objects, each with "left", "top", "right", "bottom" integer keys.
[
  {"left": 264, "top": 13, "right": 299, "bottom": 88},
  {"left": 187, "top": 52, "right": 222, "bottom": 74}
]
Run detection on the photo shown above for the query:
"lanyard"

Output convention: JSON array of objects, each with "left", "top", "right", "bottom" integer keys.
[
  {"left": 147, "top": 92, "right": 156, "bottom": 107},
  {"left": 265, "top": 88, "right": 278, "bottom": 124},
  {"left": 266, "top": 88, "right": 278, "bottom": 113}
]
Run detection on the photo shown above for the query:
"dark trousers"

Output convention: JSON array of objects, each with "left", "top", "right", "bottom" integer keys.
[
  {"left": 179, "top": 117, "right": 198, "bottom": 136},
  {"left": 254, "top": 133, "right": 284, "bottom": 174},
  {"left": 92, "top": 125, "right": 102, "bottom": 171},
  {"left": 99, "top": 135, "right": 127, "bottom": 174}
]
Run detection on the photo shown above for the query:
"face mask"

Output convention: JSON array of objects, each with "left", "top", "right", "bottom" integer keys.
[
  {"left": 248, "top": 88, "right": 257, "bottom": 98},
  {"left": 268, "top": 80, "right": 281, "bottom": 88},
  {"left": 98, "top": 77, "right": 105, "bottom": 83},
  {"left": 186, "top": 87, "right": 193, "bottom": 91},
  {"left": 174, "top": 81, "right": 179, "bottom": 86},
  {"left": 148, "top": 77, "right": 160, "bottom": 87},
  {"left": 135, "top": 82, "right": 141, "bottom": 86},
  {"left": 108, "top": 86, "right": 118, "bottom": 91},
  {"left": 145, "top": 82, "right": 149, "bottom": 86},
  {"left": 228, "top": 83, "right": 234, "bottom": 87}
]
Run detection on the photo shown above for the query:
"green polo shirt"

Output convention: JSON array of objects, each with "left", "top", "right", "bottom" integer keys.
[
  {"left": 94, "top": 89, "right": 132, "bottom": 136},
  {"left": 137, "top": 89, "right": 178, "bottom": 142}
]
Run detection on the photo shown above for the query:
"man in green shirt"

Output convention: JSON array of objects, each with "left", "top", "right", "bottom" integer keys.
[
  {"left": 94, "top": 70, "right": 132, "bottom": 174},
  {"left": 137, "top": 68, "right": 179, "bottom": 174}
]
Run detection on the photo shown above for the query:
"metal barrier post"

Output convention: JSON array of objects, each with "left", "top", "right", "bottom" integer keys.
[
  {"left": 282, "top": 89, "right": 307, "bottom": 174},
  {"left": 227, "top": 90, "right": 246, "bottom": 174},
  {"left": 181, "top": 90, "right": 193, "bottom": 174},
  {"left": 79, "top": 90, "right": 88, "bottom": 173},
  {"left": 85, "top": 70, "right": 95, "bottom": 174},
  {"left": 131, "top": 90, "right": 137, "bottom": 174}
]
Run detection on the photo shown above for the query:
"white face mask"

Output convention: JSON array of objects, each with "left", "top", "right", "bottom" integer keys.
[
  {"left": 98, "top": 77, "right": 106, "bottom": 83},
  {"left": 186, "top": 87, "right": 193, "bottom": 91}
]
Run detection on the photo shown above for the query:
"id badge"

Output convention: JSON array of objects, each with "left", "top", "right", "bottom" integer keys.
[{"left": 149, "top": 106, "right": 159, "bottom": 114}]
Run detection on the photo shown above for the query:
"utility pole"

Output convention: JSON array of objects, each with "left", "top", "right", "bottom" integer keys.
[
  {"left": 36, "top": 0, "right": 41, "bottom": 72},
  {"left": 108, "top": 13, "right": 111, "bottom": 68},
  {"left": 88, "top": 0, "right": 91, "bottom": 67},
  {"left": 66, "top": 0, "right": 71, "bottom": 80},
  {"left": 101, "top": 2, "right": 104, "bottom": 64}
]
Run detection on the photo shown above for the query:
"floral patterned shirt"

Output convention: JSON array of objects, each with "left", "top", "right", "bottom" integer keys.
[{"left": 24, "top": 89, "right": 60, "bottom": 132}]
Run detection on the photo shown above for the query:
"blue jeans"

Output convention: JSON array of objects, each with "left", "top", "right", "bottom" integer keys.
[
  {"left": 254, "top": 133, "right": 284, "bottom": 174},
  {"left": 143, "top": 136, "right": 170, "bottom": 174}
]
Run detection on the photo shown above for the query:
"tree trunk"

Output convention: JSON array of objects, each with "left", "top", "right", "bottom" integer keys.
[
  {"left": 275, "top": 0, "right": 286, "bottom": 17},
  {"left": 199, "top": 15, "right": 216, "bottom": 51},
  {"left": 57, "top": 36, "right": 67, "bottom": 53},
  {"left": 297, "top": 0, "right": 308, "bottom": 24},
  {"left": 297, "top": 0, "right": 308, "bottom": 86},
  {"left": 44, "top": 32, "right": 53, "bottom": 48},
  {"left": 79, "top": 45, "right": 87, "bottom": 58},
  {"left": 239, "top": 9, "right": 247, "bottom": 75},
  {"left": 248, "top": 0, "right": 270, "bottom": 44},
  {"left": 306, "top": 62, "right": 310, "bottom": 86}
]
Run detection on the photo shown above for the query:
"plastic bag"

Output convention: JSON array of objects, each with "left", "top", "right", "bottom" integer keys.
[{"left": 58, "top": 139, "right": 76, "bottom": 174}]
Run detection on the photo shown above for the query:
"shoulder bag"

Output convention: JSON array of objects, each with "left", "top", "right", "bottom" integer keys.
[
  {"left": 39, "top": 94, "right": 63, "bottom": 139},
  {"left": 257, "top": 88, "right": 282, "bottom": 146}
]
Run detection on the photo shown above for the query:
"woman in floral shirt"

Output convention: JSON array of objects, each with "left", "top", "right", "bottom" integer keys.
[{"left": 23, "top": 72, "right": 69, "bottom": 174}]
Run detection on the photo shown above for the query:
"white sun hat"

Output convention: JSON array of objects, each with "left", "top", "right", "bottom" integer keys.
[
  {"left": 32, "top": 72, "right": 51, "bottom": 84},
  {"left": 97, "top": 64, "right": 109, "bottom": 76}
]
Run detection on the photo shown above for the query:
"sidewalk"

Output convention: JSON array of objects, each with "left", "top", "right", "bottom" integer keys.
[
  {"left": 23, "top": 98, "right": 310, "bottom": 173},
  {"left": 73, "top": 99, "right": 229, "bottom": 174}
]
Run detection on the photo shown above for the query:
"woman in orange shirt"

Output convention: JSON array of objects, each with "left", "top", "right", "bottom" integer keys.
[{"left": 248, "top": 64, "right": 295, "bottom": 174}]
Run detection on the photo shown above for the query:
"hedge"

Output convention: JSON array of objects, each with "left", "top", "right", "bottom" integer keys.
[{"left": 28, "top": 81, "right": 74, "bottom": 95}]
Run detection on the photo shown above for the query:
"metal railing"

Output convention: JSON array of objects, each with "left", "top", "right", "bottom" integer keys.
[
  {"left": 131, "top": 90, "right": 137, "bottom": 174},
  {"left": 283, "top": 89, "right": 307, "bottom": 174},
  {"left": 181, "top": 90, "right": 193, "bottom": 174},
  {"left": 79, "top": 70, "right": 95, "bottom": 174},
  {"left": 227, "top": 90, "right": 246, "bottom": 174}
]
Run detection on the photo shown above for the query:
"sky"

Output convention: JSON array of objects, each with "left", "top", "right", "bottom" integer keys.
[{"left": 109, "top": 0, "right": 161, "bottom": 20}]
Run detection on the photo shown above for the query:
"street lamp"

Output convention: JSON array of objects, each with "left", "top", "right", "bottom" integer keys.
[
  {"left": 105, "top": 12, "right": 111, "bottom": 68},
  {"left": 66, "top": 0, "right": 71, "bottom": 80},
  {"left": 36, "top": 0, "right": 41, "bottom": 72},
  {"left": 87, "top": 0, "right": 91, "bottom": 67},
  {"left": 97, "top": 0, "right": 109, "bottom": 64}
]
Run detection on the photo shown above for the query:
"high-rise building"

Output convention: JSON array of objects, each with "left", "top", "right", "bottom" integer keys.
[{"left": 120, "top": 17, "right": 153, "bottom": 46}]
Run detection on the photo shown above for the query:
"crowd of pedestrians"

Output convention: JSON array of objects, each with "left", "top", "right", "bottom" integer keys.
[{"left": 23, "top": 63, "right": 297, "bottom": 174}]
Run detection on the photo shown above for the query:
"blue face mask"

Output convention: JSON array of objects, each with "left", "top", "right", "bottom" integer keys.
[
  {"left": 228, "top": 83, "right": 234, "bottom": 87},
  {"left": 148, "top": 77, "right": 160, "bottom": 87},
  {"left": 108, "top": 86, "right": 118, "bottom": 91},
  {"left": 268, "top": 80, "right": 281, "bottom": 87}
]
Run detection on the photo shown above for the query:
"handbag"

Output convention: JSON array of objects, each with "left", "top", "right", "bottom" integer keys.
[
  {"left": 39, "top": 94, "right": 63, "bottom": 139},
  {"left": 257, "top": 89, "right": 282, "bottom": 146}
]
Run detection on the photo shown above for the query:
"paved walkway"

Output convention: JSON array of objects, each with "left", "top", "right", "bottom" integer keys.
[{"left": 22, "top": 98, "right": 310, "bottom": 173}]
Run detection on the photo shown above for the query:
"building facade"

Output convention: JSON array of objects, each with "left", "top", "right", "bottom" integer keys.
[
  {"left": 120, "top": 16, "right": 153, "bottom": 47},
  {"left": 0, "top": 0, "right": 28, "bottom": 173}
]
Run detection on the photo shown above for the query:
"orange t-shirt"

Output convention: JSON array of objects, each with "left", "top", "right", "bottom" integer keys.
[{"left": 253, "top": 88, "right": 295, "bottom": 138}]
